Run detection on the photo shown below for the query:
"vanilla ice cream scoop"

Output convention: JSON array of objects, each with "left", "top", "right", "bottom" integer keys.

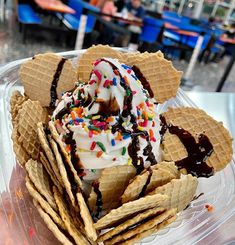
[{"left": 52, "top": 58, "right": 161, "bottom": 179}]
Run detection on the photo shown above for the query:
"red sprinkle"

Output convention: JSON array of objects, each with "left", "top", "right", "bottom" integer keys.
[
  {"left": 89, "top": 79, "right": 96, "bottom": 85},
  {"left": 89, "top": 130, "right": 93, "bottom": 138},
  {"left": 127, "top": 69, "right": 131, "bottom": 74},
  {"left": 152, "top": 121, "right": 155, "bottom": 127},
  {"left": 103, "top": 79, "right": 111, "bottom": 88},
  {"left": 133, "top": 91, "right": 137, "bottom": 95},
  {"left": 113, "top": 69, "right": 119, "bottom": 75},
  {"left": 90, "top": 141, "right": 96, "bottom": 150},
  {"left": 94, "top": 70, "right": 102, "bottom": 81},
  {"left": 94, "top": 60, "right": 101, "bottom": 66}
]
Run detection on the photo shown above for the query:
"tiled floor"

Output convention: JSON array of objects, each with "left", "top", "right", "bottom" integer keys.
[{"left": 0, "top": 8, "right": 235, "bottom": 92}]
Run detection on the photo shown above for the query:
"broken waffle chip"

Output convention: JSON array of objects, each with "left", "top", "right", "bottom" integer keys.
[
  {"left": 104, "top": 208, "right": 177, "bottom": 245},
  {"left": 39, "top": 151, "right": 63, "bottom": 193},
  {"left": 17, "top": 99, "right": 48, "bottom": 160},
  {"left": 37, "top": 122, "right": 64, "bottom": 187},
  {"left": 152, "top": 161, "right": 180, "bottom": 179},
  {"left": 121, "top": 167, "right": 175, "bottom": 204},
  {"left": 11, "top": 127, "right": 30, "bottom": 166},
  {"left": 76, "top": 192, "right": 98, "bottom": 242},
  {"left": 48, "top": 121, "right": 83, "bottom": 190},
  {"left": 20, "top": 53, "right": 77, "bottom": 107},
  {"left": 94, "top": 193, "right": 168, "bottom": 230},
  {"left": 88, "top": 165, "right": 136, "bottom": 213},
  {"left": 117, "top": 214, "right": 177, "bottom": 245},
  {"left": 25, "top": 159, "right": 58, "bottom": 211},
  {"left": 149, "top": 174, "right": 198, "bottom": 212},
  {"left": 77, "top": 45, "right": 123, "bottom": 82},
  {"left": 49, "top": 136, "right": 76, "bottom": 208},
  {"left": 98, "top": 207, "right": 165, "bottom": 242},
  {"left": 33, "top": 200, "right": 74, "bottom": 245},
  {"left": 10, "top": 90, "right": 28, "bottom": 125},
  {"left": 53, "top": 187, "right": 91, "bottom": 245},
  {"left": 26, "top": 178, "right": 64, "bottom": 229},
  {"left": 161, "top": 107, "right": 233, "bottom": 173}
]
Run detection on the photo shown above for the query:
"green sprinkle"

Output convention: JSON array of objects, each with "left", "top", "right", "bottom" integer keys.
[
  {"left": 88, "top": 125, "right": 100, "bottom": 131},
  {"left": 97, "top": 141, "right": 106, "bottom": 152},
  {"left": 122, "top": 147, "right": 126, "bottom": 155},
  {"left": 91, "top": 169, "right": 96, "bottom": 173},
  {"left": 126, "top": 90, "right": 131, "bottom": 96}
]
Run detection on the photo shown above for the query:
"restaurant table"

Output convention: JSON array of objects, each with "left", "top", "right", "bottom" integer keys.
[{"left": 34, "top": 0, "right": 75, "bottom": 14}]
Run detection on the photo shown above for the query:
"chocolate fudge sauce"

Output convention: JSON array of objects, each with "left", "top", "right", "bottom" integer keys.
[
  {"left": 138, "top": 168, "right": 153, "bottom": 198},
  {"left": 50, "top": 58, "right": 66, "bottom": 107},
  {"left": 92, "top": 181, "right": 103, "bottom": 221},
  {"left": 160, "top": 116, "right": 214, "bottom": 177}
]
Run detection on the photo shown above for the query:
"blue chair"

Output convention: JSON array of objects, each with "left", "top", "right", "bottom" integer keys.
[
  {"left": 18, "top": 4, "right": 42, "bottom": 24},
  {"left": 139, "top": 17, "right": 164, "bottom": 43},
  {"left": 17, "top": 4, "right": 42, "bottom": 42}
]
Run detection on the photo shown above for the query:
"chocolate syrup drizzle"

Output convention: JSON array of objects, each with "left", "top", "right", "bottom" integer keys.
[
  {"left": 132, "top": 65, "right": 154, "bottom": 98},
  {"left": 50, "top": 58, "right": 66, "bottom": 107},
  {"left": 92, "top": 181, "right": 103, "bottom": 222},
  {"left": 160, "top": 116, "right": 214, "bottom": 177},
  {"left": 138, "top": 167, "right": 153, "bottom": 198}
]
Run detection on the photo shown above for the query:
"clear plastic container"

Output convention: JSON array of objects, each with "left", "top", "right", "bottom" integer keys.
[{"left": 0, "top": 50, "right": 235, "bottom": 245}]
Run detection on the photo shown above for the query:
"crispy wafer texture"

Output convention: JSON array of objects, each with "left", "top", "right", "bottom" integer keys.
[
  {"left": 149, "top": 174, "right": 198, "bottom": 212},
  {"left": 88, "top": 165, "right": 136, "bottom": 212},
  {"left": 121, "top": 170, "right": 149, "bottom": 204},
  {"left": 98, "top": 207, "right": 166, "bottom": 242},
  {"left": 26, "top": 178, "right": 64, "bottom": 228},
  {"left": 48, "top": 121, "right": 83, "bottom": 190},
  {"left": 49, "top": 136, "right": 76, "bottom": 207},
  {"left": 10, "top": 90, "right": 28, "bottom": 125},
  {"left": 152, "top": 161, "right": 180, "bottom": 179},
  {"left": 121, "top": 167, "right": 176, "bottom": 204},
  {"left": 11, "top": 127, "right": 30, "bottom": 166},
  {"left": 53, "top": 187, "right": 91, "bottom": 245},
  {"left": 117, "top": 215, "right": 177, "bottom": 245},
  {"left": 123, "top": 51, "right": 182, "bottom": 103},
  {"left": 161, "top": 107, "right": 233, "bottom": 171},
  {"left": 17, "top": 99, "right": 48, "bottom": 160},
  {"left": 94, "top": 193, "right": 168, "bottom": 230},
  {"left": 33, "top": 200, "right": 73, "bottom": 245},
  {"left": 20, "top": 53, "right": 77, "bottom": 107},
  {"left": 105, "top": 208, "right": 177, "bottom": 245},
  {"left": 25, "top": 159, "right": 58, "bottom": 211},
  {"left": 76, "top": 192, "right": 98, "bottom": 242},
  {"left": 39, "top": 151, "right": 63, "bottom": 193},
  {"left": 77, "top": 45, "right": 124, "bottom": 82},
  {"left": 37, "top": 122, "right": 64, "bottom": 187}
]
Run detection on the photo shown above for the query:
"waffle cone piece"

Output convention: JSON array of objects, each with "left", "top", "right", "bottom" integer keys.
[
  {"left": 104, "top": 208, "right": 177, "bottom": 245},
  {"left": 98, "top": 206, "right": 166, "bottom": 242},
  {"left": 33, "top": 200, "right": 74, "bottom": 245},
  {"left": 77, "top": 45, "right": 124, "bottom": 82},
  {"left": 94, "top": 193, "right": 168, "bottom": 230},
  {"left": 25, "top": 159, "right": 58, "bottom": 211},
  {"left": 16, "top": 99, "right": 48, "bottom": 160},
  {"left": 10, "top": 90, "right": 28, "bottom": 125},
  {"left": 152, "top": 161, "right": 180, "bottom": 179},
  {"left": 121, "top": 167, "right": 176, "bottom": 204},
  {"left": 88, "top": 165, "right": 136, "bottom": 213},
  {"left": 26, "top": 177, "right": 64, "bottom": 229},
  {"left": 20, "top": 53, "right": 77, "bottom": 107},
  {"left": 53, "top": 187, "right": 92, "bottom": 245},
  {"left": 125, "top": 52, "right": 182, "bottom": 103},
  {"left": 37, "top": 122, "right": 64, "bottom": 187},
  {"left": 161, "top": 107, "right": 233, "bottom": 173},
  {"left": 149, "top": 174, "right": 198, "bottom": 212},
  {"left": 11, "top": 127, "right": 30, "bottom": 166}
]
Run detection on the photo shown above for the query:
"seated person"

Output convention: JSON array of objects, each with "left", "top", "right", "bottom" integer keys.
[{"left": 125, "top": 0, "right": 145, "bottom": 22}]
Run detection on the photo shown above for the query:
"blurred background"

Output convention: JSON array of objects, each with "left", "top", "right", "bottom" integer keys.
[{"left": 0, "top": 0, "right": 234, "bottom": 92}]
